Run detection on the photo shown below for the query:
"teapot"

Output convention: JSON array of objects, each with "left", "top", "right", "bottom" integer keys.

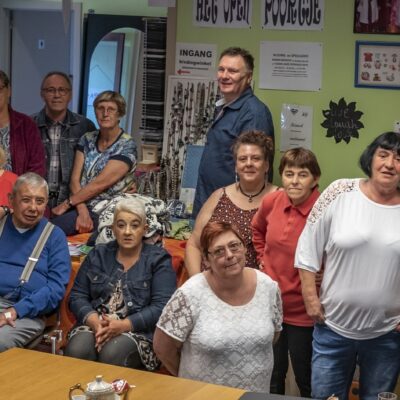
[{"left": 69, "top": 375, "right": 117, "bottom": 400}]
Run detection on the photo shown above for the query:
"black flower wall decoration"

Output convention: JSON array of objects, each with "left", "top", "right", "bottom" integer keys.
[{"left": 321, "top": 98, "right": 364, "bottom": 144}]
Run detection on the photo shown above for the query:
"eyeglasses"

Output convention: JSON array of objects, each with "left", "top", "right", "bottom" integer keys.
[
  {"left": 95, "top": 106, "right": 118, "bottom": 115},
  {"left": 42, "top": 87, "right": 70, "bottom": 96},
  {"left": 208, "top": 241, "right": 243, "bottom": 258}
]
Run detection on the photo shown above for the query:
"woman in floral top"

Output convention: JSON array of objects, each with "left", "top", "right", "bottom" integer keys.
[{"left": 51, "top": 90, "right": 136, "bottom": 235}]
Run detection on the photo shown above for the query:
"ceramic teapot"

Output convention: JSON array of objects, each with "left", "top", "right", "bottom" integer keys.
[{"left": 69, "top": 375, "right": 116, "bottom": 400}]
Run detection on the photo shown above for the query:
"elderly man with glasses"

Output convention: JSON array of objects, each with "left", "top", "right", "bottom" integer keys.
[
  {"left": 32, "top": 71, "right": 95, "bottom": 209},
  {"left": 0, "top": 172, "right": 70, "bottom": 352}
]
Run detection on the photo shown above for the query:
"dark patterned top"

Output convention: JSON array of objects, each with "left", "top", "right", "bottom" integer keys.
[{"left": 209, "top": 188, "right": 258, "bottom": 269}]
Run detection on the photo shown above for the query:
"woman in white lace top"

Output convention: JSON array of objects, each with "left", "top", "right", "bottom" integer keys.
[{"left": 154, "top": 221, "right": 282, "bottom": 393}]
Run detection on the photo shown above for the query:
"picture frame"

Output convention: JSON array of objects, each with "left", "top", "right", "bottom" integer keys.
[
  {"left": 355, "top": 41, "right": 400, "bottom": 89},
  {"left": 354, "top": 0, "right": 400, "bottom": 34}
]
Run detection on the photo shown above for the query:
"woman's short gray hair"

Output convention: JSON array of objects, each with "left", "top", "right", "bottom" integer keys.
[
  {"left": 114, "top": 197, "right": 146, "bottom": 224},
  {"left": 13, "top": 172, "right": 48, "bottom": 196}
]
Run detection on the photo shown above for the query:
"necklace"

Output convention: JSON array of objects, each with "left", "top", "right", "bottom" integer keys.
[{"left": 238, "top": 182, "right": 266, "bottom": 203}]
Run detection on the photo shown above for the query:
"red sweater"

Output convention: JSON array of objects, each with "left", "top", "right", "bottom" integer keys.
[
  {"left": 9, "top": 106, "right": 46, "bottom": 177},
  {"left": 0, "top": 170, "right": 17, "bottom": 206},
  {"left": 252, "top": 188, "right": 319, "bottom": 327}
]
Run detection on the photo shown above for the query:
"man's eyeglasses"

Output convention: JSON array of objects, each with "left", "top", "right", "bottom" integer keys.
[
  {"left": 95, "top": 106, "right": 118, "bottom": 115},
  {"left": 42, "top": 87, "right": 71, "bottom": 96},
  {"left": 208, "top": 241, "right": 243, "bottom": 258}
]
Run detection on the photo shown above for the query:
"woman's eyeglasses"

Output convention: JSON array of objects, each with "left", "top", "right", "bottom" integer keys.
[
  {"left": 208, "top": 241, "right": 243, "bottom": 258},
  {"left": 42, "top": 87, "right": 71, "bottom": 96},
  {"left": 95, "top": 106, "right": 118, "bottom": 115}
]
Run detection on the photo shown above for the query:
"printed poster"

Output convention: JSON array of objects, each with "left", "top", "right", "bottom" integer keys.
[
  {"left": 261, "top": 0, "right": 324, "bottom": 30},
  {"left": 280, "top": 104, "right": 313, "bottom": 151},
  {"left": 260, "top": 41, "right": 322, "bottom": 91},
  {"left": 193, "top": 0, "right": 252, "bottom": 28},
  {"left": 175, "top": 43, "right": 217, "bottom": 77}
]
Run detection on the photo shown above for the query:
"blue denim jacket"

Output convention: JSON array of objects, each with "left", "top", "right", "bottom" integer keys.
[
  {"left": 69, "top": 241, "right": 176, "bottom": 340},
  {"left": 32, "top": 108, "right": 96, "bottom": 205}
]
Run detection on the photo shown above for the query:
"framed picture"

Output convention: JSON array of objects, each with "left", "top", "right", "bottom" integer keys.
[
  {"left": 354, "top": 0, "right": 400, "bottom": 34},
  {"left": 355, "top": 41, "right": 400, "bottom": 89}
]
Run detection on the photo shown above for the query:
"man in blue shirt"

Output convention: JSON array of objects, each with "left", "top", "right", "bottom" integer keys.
[
  {"left": 0, "top": 172, "right": 70, "bottom": 352},
  {"left": 192, "top": 47, "right": 274, "bottom": 217}
]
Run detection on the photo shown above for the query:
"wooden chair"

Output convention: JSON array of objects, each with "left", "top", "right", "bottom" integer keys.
[{"left": 26, "top": 255, "right": 82, "bottom": 354}]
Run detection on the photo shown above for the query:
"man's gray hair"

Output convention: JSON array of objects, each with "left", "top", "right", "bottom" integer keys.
[
  {"left": 114, "top": 197, "right": 146, "bottom": 224},
  {"left": 13, "top": 172, "right": 49, "bottom": 196}
]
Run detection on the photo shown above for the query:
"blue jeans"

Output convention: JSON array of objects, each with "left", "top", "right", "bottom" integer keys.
[
  {"left": 312, "top": 324, "right": 400, "bottom": 400},
  {"left": 51, "top": 208, "right": 98, "bottom": 236}
]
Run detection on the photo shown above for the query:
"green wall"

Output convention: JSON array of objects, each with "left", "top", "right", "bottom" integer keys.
[
  {"left": 82, "top": 0, "right": 167, "bottom": 17},
  {"left": 176, "top": 0, "right": 400, "bottom": 189}
]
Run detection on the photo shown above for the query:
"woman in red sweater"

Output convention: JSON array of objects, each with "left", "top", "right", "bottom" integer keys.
[{"left": 251, "top": 148, "right": 321, "bottom": 398}]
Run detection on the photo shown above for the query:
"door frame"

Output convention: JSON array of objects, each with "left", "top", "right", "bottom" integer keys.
[{"left": 0, "top": 0, "right": 82, "bottom": 111}]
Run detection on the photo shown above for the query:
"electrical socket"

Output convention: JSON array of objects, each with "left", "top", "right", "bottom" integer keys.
[{"left": 394, "top": 120, "right": 400, "bottom": 133}]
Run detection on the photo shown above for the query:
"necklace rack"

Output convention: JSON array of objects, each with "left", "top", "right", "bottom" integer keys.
[{"left": 238, "top": 182, "right": 266, "bottom": 203}]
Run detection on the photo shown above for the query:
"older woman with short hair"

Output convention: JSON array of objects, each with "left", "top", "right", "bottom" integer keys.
[
  {"left": 295, "top": 132, "right": 400, "bottom": 400},
  {"left": 65, "top": 197, "right": 176, "bottom": 369},
  {"left": 185, "top": 130, "right": 277, "bottom": 276},
  {"left": 252, "top": 147, "right": 321, "bottom": 397},
  {"left": 154, "top": 221, "right": 282, "bottom": 392},
  {"left": 52, "top": 90, "right": 136, "bottom": 235}
]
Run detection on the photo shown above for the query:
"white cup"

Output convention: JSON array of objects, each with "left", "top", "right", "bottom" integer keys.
[{"left": 378, "top": 393, "right": 397, "bottom": 400}]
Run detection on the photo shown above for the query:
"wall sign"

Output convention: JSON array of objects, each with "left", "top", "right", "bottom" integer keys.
[
  {"left": 175, "top": 43, "right": 217, "bottom": 77},
  {"left": 280, "top": 103, "right": 313, "bottom": 151},
  {"left": 259, "top": 41, "right": 322, "bottom": 91},
  {"left": 261, "top": 0, "right": 324, "bottom": 30},
  {"left": 321, "top": 98, "right": 364, "bottom": 144},
  {"left": 193, "top": 0, "right": 252, "bottom": 28}
]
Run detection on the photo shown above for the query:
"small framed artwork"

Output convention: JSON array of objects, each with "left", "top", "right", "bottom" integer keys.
[
  {"left": 354, "top": 0, "right": 400, "bottom": 34},
  {"left": 355, "top": 41, "right": 400, "bottom": 89}
]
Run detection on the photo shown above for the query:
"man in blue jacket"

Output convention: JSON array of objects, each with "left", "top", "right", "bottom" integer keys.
[
  {"left": 0, "top": 172, "right": 70, "bottom": 352},
  {"left": 192, "top": 47, "right": 274, "bottom": 217},
  {"left": 32, "top": 71, "right": 96, "bottom": 209}
]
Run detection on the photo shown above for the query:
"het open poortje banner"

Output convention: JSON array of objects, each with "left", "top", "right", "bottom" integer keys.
[
  {"left": 261, "top": 0, "right": 324, "bottom": 30},
  {"left": 193, "top": 0, "right": 252, "bottom": 28}
]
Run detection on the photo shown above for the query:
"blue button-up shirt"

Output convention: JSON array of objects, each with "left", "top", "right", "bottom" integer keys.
[{"left": 193, "top": 87, "right": 274, "bottom": 217}]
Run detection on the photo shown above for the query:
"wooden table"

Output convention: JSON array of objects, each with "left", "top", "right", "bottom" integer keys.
[{"left": 0, "top": 348, "right": 245, "bottom": 399}]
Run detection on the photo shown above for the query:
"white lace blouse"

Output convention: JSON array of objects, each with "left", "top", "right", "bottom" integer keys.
[{"left": 157, "top": 270, "right": 282, "bottom": 392}]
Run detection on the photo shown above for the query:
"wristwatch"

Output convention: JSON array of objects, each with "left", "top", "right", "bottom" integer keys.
[
  {"left": 3, "top": 311, "right": 12, "bottom": 320},
  {"left": 65, "top": 198, "right": 73, "bottom": 208},
  {"left": 0, "top": 205, "right": 11, "bottom": 215}
]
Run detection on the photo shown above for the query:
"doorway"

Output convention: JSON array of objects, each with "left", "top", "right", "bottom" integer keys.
[
  {"left": 10, "top": 9, "right": 70, "bottom": 115},
  {"left": 0, "top": 2, "right": 82, "bottom": 113}
]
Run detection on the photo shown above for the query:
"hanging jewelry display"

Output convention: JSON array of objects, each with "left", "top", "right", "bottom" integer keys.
[{"left": 154, "top": 76, "right": 218, "bottom": 202}]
